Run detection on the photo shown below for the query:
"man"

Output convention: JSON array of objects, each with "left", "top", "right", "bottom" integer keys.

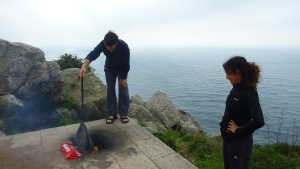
[{"left": 79, "top": 31, "right": 130, "bottom": 124}]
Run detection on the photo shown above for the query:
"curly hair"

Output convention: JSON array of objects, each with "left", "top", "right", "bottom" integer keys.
[{"left": 223, "top": 56, "right": 261, "bottom": 91}]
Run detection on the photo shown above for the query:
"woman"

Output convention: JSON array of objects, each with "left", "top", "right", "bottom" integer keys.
[{"left": 220, "top": 56, "right": 265, "bottom": 169}]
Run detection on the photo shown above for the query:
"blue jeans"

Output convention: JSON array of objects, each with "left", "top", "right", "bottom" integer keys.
[{"left": 105, "top": 70, "right": 129, "bottom": 117}]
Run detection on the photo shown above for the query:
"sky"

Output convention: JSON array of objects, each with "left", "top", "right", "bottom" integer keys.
[{"left": 0, "top": 0, "right": 299, "bottom": 49}]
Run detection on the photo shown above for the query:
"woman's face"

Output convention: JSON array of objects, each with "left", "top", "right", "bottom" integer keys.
[{"left": 226, "top": 69, "right": 242, "bottom": 85}]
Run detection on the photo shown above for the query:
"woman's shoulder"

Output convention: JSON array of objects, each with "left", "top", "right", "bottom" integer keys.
[{"left": 243, "top": 88, "right": 259, "bottom": 102}]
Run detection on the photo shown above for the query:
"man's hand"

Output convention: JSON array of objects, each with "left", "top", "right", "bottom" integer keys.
[
  {"left": 227, "top": 120, "right": 240, "bottom": 133},
  {"left": 119, "top": 79, "right": 127, "bottom": 88},
  {"left": 79, "top": 65, "right": 86, "bottom": 77},
  {"left": 79, "top": 59, "right": 90, "bottom": 77}
]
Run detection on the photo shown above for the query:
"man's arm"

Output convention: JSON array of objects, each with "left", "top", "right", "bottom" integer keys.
[{"left": 79, "top": 41, "right": 104, "bottom": 77}]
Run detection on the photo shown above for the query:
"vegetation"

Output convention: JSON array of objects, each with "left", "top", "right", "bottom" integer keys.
[
  {"left": 153, "top": 130, "right": 223, "bottom": 169},
  {"left": 137, "top": 120, "right": 147, "bottom": 127},
  {"left": 53, "top": 53, "right": 94, "bottom": 72},
  {"left": 62, "top": 95, "right": 75, "bottom": 110},
  {"left": 58, "top": 115, "right": 81, "bottom": 126},
  {"left": 152, "top": 129, "right": 300, "bottom": 169},
  {"left": 250, "top": 143, "right": 300, "bottom": 169}
]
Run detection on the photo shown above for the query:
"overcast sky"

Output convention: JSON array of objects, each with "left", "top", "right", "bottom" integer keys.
[{"left": 0, "top": 0, "right": 299, "bottom": 49}]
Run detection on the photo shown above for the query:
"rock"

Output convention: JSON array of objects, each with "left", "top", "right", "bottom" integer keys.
[
  {"left": 0, "top": 94, "right": 23, "bottom": 131},
  {"left": 130, "top": 94, "right": 145, "bottom": 106},
  {"left": 177, "top": 109, "right": 205, "bottom": 135},
  {"left": 50, "top": 108, "right": 80, "bottom": 125},
  {"left": 145, "top": 90, "right": 180, "bottom": 128},
  {"left": 51, "top": 107, "right": 69, "bottom": 121},
  {"left": 0, "top": 39, "right": 67, "bottom": 133},
  {"left": 0, "top": 39, "right": 45, "bottom": 95},
  {"left": 143, "top": 121, "right": 167, "bottom": 134},
  {"left": 61, "top": 68, "right": 107, "bottom": 121},
  {"left": 128, "top": 103, "right": 154, "bottom": 121},
  {"left": 14, "top": 61, "right": 64, "bottom": 101}
]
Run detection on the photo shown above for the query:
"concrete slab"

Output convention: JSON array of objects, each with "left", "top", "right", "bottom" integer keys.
[
  {"left": 11, "top": 131, "right": 41, "bottom": 148},
  {"left": 0, "top": 118, "right": 198, "bottom": 169},
  {"left": 154, "top": 153, "right": 199, "bottom": 169},
  {"left": 135, "top": 137, "right": 175, "bottom": 160},
  {"left": 40, "top": 126, "right": 67, "bottom": 136},
  {"left": 121, "top": 124, "right": 154, "bottom": 142},
  {"left": 113, "top": 150, "right": 159, "bottom": 169}
]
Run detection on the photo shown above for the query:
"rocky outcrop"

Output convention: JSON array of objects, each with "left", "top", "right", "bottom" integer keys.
[
  {"left": 0, "top": 39, "right": 110, "bottom": 134},
  {"left": 0, "top": 40, "right": 45, "bottom": 95},
  {"left": 0, "top": 39, "right": 68, "bottom": 133},
  {"left": 145, "top": 91, "right": 181, "bottom": 128},
  {"left": 129, "top": 93, "right": 204, "bottom": 135}
]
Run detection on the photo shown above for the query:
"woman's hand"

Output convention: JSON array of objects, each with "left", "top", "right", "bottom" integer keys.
[{"left": 227, "top": 120, "right": 240, "bottom": 133}]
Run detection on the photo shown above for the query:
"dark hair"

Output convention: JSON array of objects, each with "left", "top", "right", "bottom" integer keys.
[
  {"left": 104, "top": 30, "right": 118, "bottom": 46},
  {"left": 223, "top": 56, "right": 261, "bottom": 91}
]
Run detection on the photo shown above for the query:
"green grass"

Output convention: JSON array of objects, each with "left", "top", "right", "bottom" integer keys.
[
  {"left": 138, "top": 120, "right": 147, "bottom": 127},
  {"left": 62, "top": 95, "right": 75, "bottom": 110},
  {"left": 250, "top": 143, "right": 300, "bottom": 169},
  {"left": 153, "top": 130, "right": 300, "bottom": 169},
  {"left": 153, "top": 129, "right": 182, "bottom": 152},
  {"left": 58, "top": 115, "right": 81, "bottom": 126}
]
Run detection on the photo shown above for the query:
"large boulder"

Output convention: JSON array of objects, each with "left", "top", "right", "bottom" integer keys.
[
  {"left": 14, "top": 61, "right": 64, "bottom": 101},
  {"left": 177, "top": 110, "right": 205, "bottom": 135},
  {"left": 143, "top": 121, "right": 167, "bottom": 134},
  {"left": 0, "top": 39, "right": 45, "bottom": 95},
  {"left": 0, "top": 39, "right": 66, "bottom": 133},
  {"left": 128, "top": 103, "right": 154, "bottom": 121},
  {"left": 145, "top": 91, "right": 180, "bottom": 128},
  {"left": 130, "top": 94, "right": 145, "bottom": 106},
  {"left": 61, "top": 68, "right": 107, "bottom": 120}
]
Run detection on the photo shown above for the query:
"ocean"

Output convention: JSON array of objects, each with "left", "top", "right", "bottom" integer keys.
[{"left": 42, "top": 46, "right": 300, "bottom": 145}]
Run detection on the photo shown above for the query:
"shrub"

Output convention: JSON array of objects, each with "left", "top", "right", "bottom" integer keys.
[{"left": 54, "top": 53, "right": 94, "bottom": 72}]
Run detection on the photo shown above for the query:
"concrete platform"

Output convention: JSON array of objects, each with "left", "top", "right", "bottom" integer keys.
[{"left": 0, "top": 117, "right": 198, "bottom": 169}]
